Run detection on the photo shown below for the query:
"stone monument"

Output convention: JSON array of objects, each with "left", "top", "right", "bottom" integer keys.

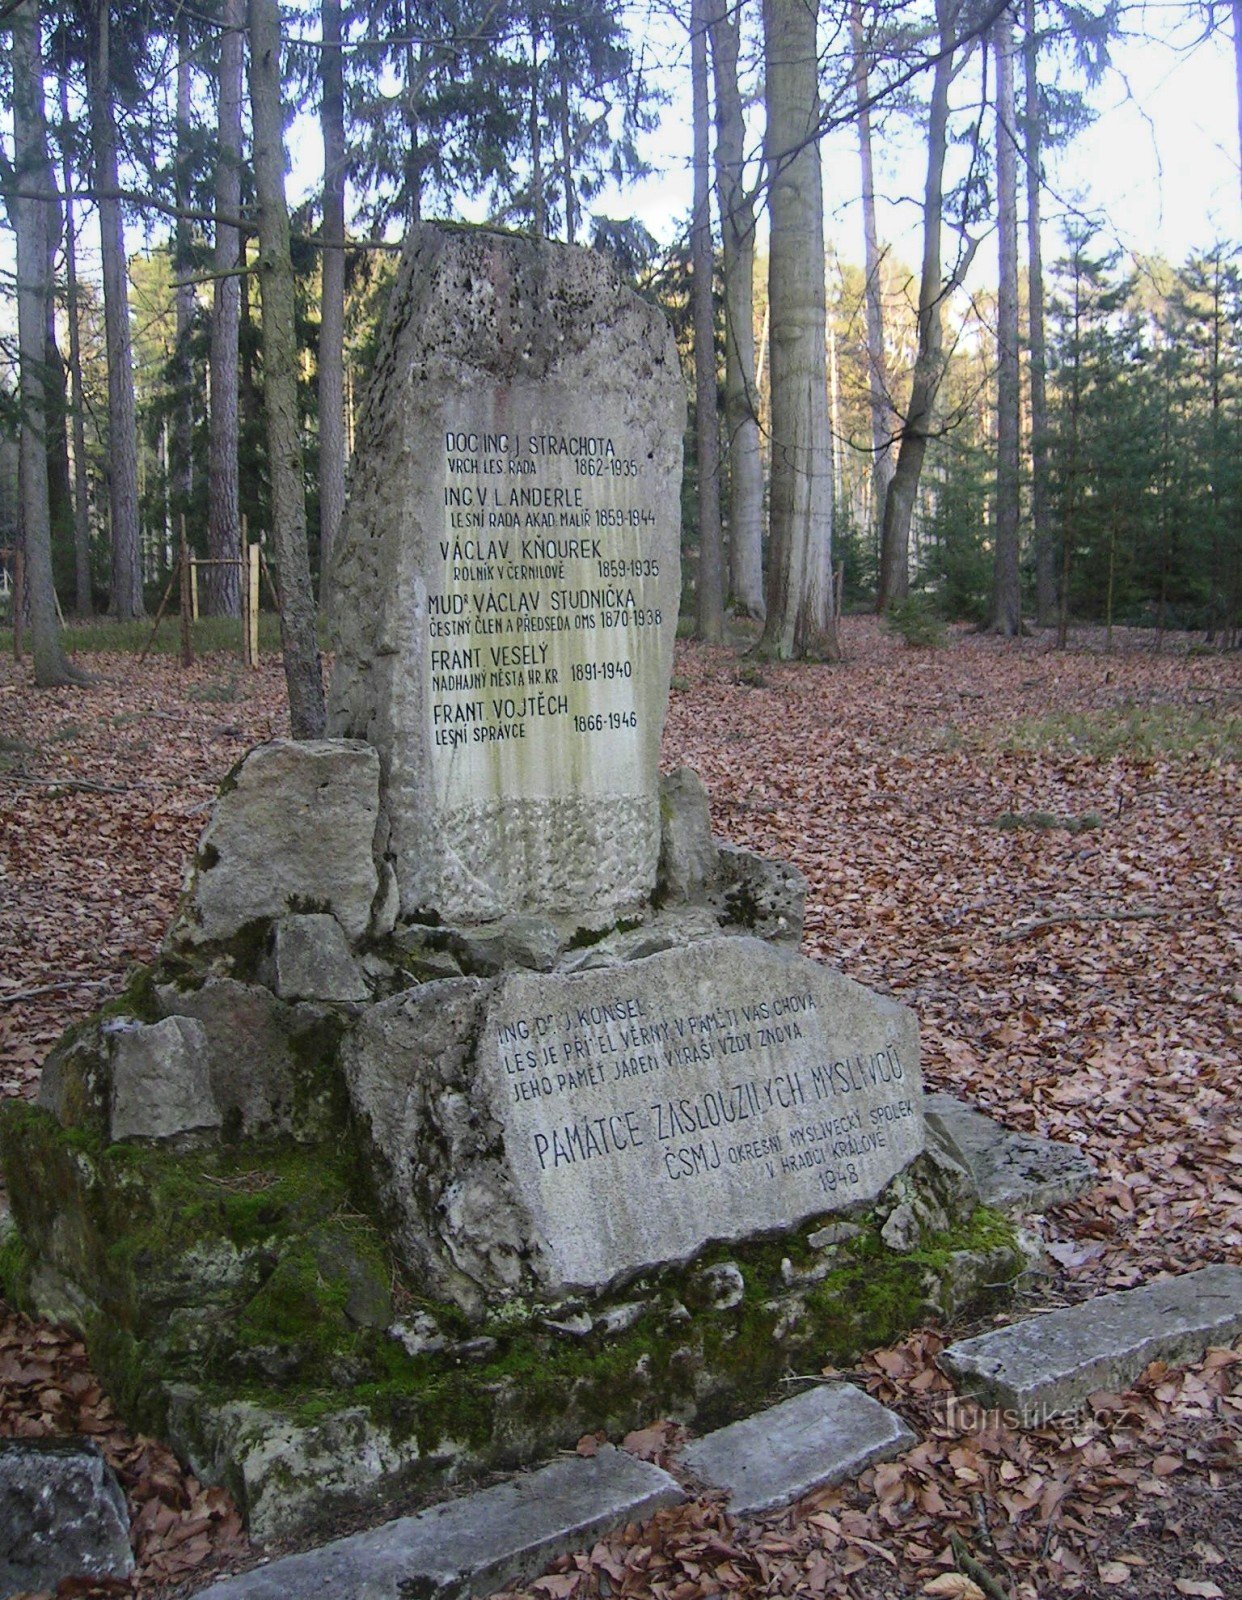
[{"left": 0, "top": 226, "right": 1041, "bottom": 1543}]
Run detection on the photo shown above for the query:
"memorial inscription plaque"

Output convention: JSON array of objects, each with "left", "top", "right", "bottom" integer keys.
[
  {"left": 475, "top": 938, "right": 923, "bottom": 1293},
  {"left": 329, "top": 226, "right": 683, "bottom": 925}
]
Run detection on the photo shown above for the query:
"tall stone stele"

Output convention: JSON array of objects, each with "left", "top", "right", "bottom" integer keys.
[{"left": 328, "top": 223, "right": 685, "bottom": 926}]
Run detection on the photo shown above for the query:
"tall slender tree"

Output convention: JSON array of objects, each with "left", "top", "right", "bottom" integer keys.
[
  {"left": 58, "top": 68, "right": 93, "bottom": 615},
  {"left": 990, "top": 2, "right": 1022, "bottom": 635},
  {"left": 692, "top": 0, "right": 724, "bottom": 642},
  {"left": 206, "top": 0, "right": 243, "bottom": 617},
  {"left": 709, "top": 0, "right": 764, "bottom": 619},
  {"left": 1023, "top": 0, "right": 1054, "bottom": 624},
  {"left": 249, "top": 0, "right": 325, "bottom": 735},
  {"left": 319, "top": 0, "right": 347, "bottom": 593},
  {"left": 759, "top": 0, "right": 838, "bottom": 660}
]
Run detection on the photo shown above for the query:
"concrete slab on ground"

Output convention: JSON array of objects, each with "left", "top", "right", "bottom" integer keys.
[
  {"left": 923, "top": 1092, "right": 1097, "bottom": 1213},
  {"left": 189, "top": 1445, "right": 683, "bottom": 1600},
  {"left": 679, "top": 1382, "right": 916, "bottom": 1517},
  {"left": 939, "top": 1263, "right": 1242, "bottom": 1425}
]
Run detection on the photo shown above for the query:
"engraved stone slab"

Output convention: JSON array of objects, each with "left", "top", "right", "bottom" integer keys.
[
  {"left": 681, "top": 1383, "right": 916, "bottom": 1516},
  {"left": 328, "top": 225, "right": 684, "bottom": 925},
  {"left": 479, "top": 936, "right": 923, "bottom": 1292}
]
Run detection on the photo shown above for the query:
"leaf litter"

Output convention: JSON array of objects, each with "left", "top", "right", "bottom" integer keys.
[{"left": 0, "top": 621, "right": 1238, "bottom": 1597}]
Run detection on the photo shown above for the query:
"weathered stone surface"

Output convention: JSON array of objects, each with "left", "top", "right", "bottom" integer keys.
[
  {"left": 557, "top": 907, "right": 721, "bottom": 971},
  {"left": 0, "top": 1439, "right": 134, "bottom": 1595},
  {"left": 154, "top": 978, "right": 338, "bottom": 1140},
  {"left": 327, "top": 224, "right": 684, "bottom": 926},
  {"left": 710, "top": 845, "right": 806, "bottom": 944},
  {"left": 107, "top": 1015, "right": 219, "bottom": 1141},
  {"left": 681, "top": 1383, "right": 915, "bottom": 1516},
  {"left": 658, "top": 768, "right": 718, "bottom": 903},
  {"left": 189, "top": 1446, "right": 682, "bottom": 1600},
  {"left": 923, "top": 1093, "right": 1097, "bottom": 1212},
  {"left": 170, "top": 739, "right": 380, "bottom": 946},
  {"left": 440, "top": 914, "right": 565, "bottom": 976},
  {"left": 267, "top": 914, "right": 370, "bottom": 1002},
  {"left": 939, "top": 1264, "right": 1242, "bottom": 1424},
  {"left": 38, "top": 1017, "right": 111, "bottom": 1139}
]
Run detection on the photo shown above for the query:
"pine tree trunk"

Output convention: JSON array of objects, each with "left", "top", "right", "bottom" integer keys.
[
  {"left": 989, "top": 4, "right": 1022, "bottom": 636},
  {"left": 877, "top": 0, "right": 962, "bottom": 609},
  {"left": 692, "top": 0, "right": 724, "bottom": 643},
  {"left": 10, "top": 0, "right": 80, "bottom": 684},
  {"left": 852, "top": 0, "right": 898, "bottom": 606},
  {"left": 1023, "top": 0, "right": 1053, "bottom": 626},
  {"left": 59, "top": 71, "right": 93, "bottom": 616},
  {"left": 709, "top": 0, "right": 764, "bottom": 620},
  {"left": 249, "top": 0, "right": 325, "bottom": 736},
  {"left": 172, "top": 18, "right": 195, "bottom": 540},
  {"left": 319, "top": 0, "right": 347, "bottom": 599},
  {"left": 206, "top": 0, "right": 243, "bottom": 616},
  {"left": 759, "top": 0, "right": 837, "bottom": 661}
]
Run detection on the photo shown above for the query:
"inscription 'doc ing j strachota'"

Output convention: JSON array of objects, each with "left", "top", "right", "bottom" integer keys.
[
  {"left": 478, "top": 940, "right": 925, "bottom": 1290},
  {"left": 426, "top": 420, "right": 668, "bottom": 805}
]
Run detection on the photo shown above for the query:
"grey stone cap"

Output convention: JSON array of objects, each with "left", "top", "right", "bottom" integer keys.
[
  {"left": 938, "top": 1263, "right": 1242, "bottom": 1425},
  {"left": 923, "top": 1093, "right": 1097, "bottom": 1213},
  {"left": 189, "top": 1445, "right": 683, "bottom": 1600},
  {"left": 679, "top": 1382, "right": 916, "bottom": 1517}
]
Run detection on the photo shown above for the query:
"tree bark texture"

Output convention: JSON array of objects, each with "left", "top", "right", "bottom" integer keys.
[
  {"left": 759, "top": 0, "right": 838, "bottom": 660},
  {"left": 90, "top": 0, "right": 144, "bottom": 619},
  {"left": 10, "top": 0, "right": 78, "bottom": 684},
  {"left": 319, "top": 0, "right": 347, "bottom": 597},
  {"left": 249, "top": 0, "right": 326, "bottom": 736},
  {"left": 207, "top": 0, "right": 243, "bottom": 616},
  {"left": 59, "top": 70, "right": 93, "bottom": 615},
  {"left": 990, "top": 4, "right": 1022, "bottom": 636},
  {"left": 709, "top": 0, "right": 765, "bottom": 620},
  {"left": 172, "top": 17, "right": 195, "bottom": 536},
  {"left": 852, "top": 0, "right": 898, "bottom": 603},
  {"left": 877, "top": 0, "right": 961, "bottom": 617},
  {"left": 692, "top": 0, "right": 724, "bottom": 643},
  {"left": 1023, "top": 0, "right": 1054, "bottom": 625}
]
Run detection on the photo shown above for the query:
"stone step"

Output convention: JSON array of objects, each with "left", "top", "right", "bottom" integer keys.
[
  {"left": 679, "top": 1382, "right": 916, "bottom": 1517},
  {"left": 190, "top": 1446, "right": 683, "bottom": 1600},
  {"left": 923, "top": 1092, "right": 1097, "bottom": 1213},
  {"left": 939, "top": 1263, "right": 1242, "bottom": 1425}
]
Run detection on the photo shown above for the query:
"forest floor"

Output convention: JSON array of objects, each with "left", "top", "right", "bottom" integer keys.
[{"left": 0, "top": 618, "right": 1237, "bottom": 1600}]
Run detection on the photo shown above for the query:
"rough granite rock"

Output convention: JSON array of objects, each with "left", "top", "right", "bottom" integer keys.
[
  {"left": 711, "top": 844, "right": 807, "bottom": 944},
  {"left": 0, "top": 1439, "right": 134, "bottom": 1595},
  {"left": 658, "top": 768, "right": 719, "bottom": 903},
  {"left": 169, "top": 739, "right": 380, "bottom": 946},
  {"left": 326, "top": 225, "right": 685, "bottom": 925},
  {"left": 106, "top": 1016, "right": 220, "bottom": 1141},
  {"left": 266, "top": 914, "right": 370, "bottom": 1002},
  {"left": 923, "top": 1092, "right": 1097, "bottom": 1212}
]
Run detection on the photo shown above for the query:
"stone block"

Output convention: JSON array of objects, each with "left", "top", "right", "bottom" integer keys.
[
  {"left": 712, "top": 845, "right": 806, "bottom": 944},
  {"left": 939, "top": 1264, "right": 1242, "bottom": 1424},
  {"left": 327, "top": 225, "right": 684, "bottom": 925},
  {"left": 268, "top": 914, "right": 369, "bottom": 1002},
  {"left": 923, "top": 1093, "right": 1097, "bottom": 1212},
  {"left": 0, "top": 1439, "right": 134, "bottom": 1595},
  {"left": 657, "top": 768, "right": 718, "bottom": 903},
  {"left": 170, "top": 739, "right": 380, "bottom": 947},
  {"left": 107, "top": 1015, "right": 220, "bottom": 1141},
  {"left": 185, "top": 1446, "right": 682, "bottom": 1599},
  {"left": 680, "top": 1383, "right": 915, "bottom": 1516}
]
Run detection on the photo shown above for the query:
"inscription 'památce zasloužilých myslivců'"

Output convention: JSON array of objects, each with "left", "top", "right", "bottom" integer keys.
[{"left": 479, "top": 939, "right": 925, "bottom": 1290}]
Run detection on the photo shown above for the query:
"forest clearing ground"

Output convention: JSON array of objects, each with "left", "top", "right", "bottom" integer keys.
[{"left": 0, "top": 617, "right": 1237, "bottom": 1598}]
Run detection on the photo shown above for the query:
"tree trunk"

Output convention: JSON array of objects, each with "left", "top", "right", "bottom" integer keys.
[
  {"left": 853, "top": 0, "right": 898, "bottom": 607},
  {"left": 1233, "top": 0, "right": 1242, "bottom": 208},
  {"left": 558, "top": 76, "right": 578, "bottom": 244},
  {"left": 172, "top": 16, "right": 195, "bottom": 540},
  {"left": 709, "top": 0, "right": 764, "bottom": 620},
  {"left": 692, "top": 0, "right": 724, "bottom": 642},
  {"left": 59, "top": 69, "right": 93, "bottom": 616},
  {"left": 1023, "top": 0, "right": 1053, "bottom": 626},
  {"left": 989, "top": 4, "right": 1022, "bottom": 636},
  {"left": 759, "top": 0, "right": 837, "bottom": 660},
  {"left": 89, "top": 0, "right": 144, "bottom": 619},
  {"left": 206, "top": 0, "right": 243, "bottom": 616},
  {"left": 319, "top": 0, "right": 347, "bottom": 599},
  {"left": 528, "top": 10, "right": 544, "bottom": 236},
  {"left": 877, "top": 0, "right": 965, "bottom": 613},
  {"left": 249, "top": 0, "right": 325, "bottom": 736},
  {"left": 10, "top": 0, "right": 81, "bottom": 684}
]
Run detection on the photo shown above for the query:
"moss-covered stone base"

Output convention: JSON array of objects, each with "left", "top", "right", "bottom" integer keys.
[{"left": 0, "top": 1099, "right": 1029, "bottom": 1542}]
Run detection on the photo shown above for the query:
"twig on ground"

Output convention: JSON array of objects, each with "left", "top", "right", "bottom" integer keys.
[
  {"left": 1000, "top": 907, "right": 1170, "bottom": 942},
  {"left": 0, "top": 977, "right": 113, "bottom": 1006}
]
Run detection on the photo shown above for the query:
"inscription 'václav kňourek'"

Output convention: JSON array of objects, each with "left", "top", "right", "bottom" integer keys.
[{"left": 477, "top": 939, "right": 923, "bottom": 1290}]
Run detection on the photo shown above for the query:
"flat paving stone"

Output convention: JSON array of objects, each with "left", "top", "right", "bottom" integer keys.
[
  {"left": 190, "top": 1446, "right": 683, "bottom": 1600},
  {"left": 939, "top": 1264, "right": 1242, "bottom": 1425},
  {"left": 923, "top": 1093, "right": 1097, "bottom": 1212},
  {"left": 680, "top": 1383, "right": 915, "bottom": 1517}
]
